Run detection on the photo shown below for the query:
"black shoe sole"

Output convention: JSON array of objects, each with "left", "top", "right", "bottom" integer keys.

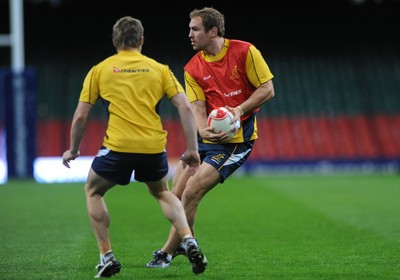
[{"left": 187, "top": 246, "right": 207, "bottom": 274}]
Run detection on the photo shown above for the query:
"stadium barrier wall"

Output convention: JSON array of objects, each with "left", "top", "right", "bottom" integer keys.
[
  {"left": 37, "top": 114, "right": 400, "bottom": 162},
  {"left": 32, "top": 114, "right": 400, "bottom": 182}
]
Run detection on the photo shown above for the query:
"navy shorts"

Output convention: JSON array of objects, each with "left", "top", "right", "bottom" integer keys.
[
  {"left": 91, "top": 147, "right": 168, "bottom": 185},
  {"left": 183, "top": 141, "right": 254, "bottom": 183}
]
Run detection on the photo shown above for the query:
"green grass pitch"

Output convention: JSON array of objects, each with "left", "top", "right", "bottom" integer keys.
[{"left": 0, "top": 174, "right": 399, "bottom": 279}]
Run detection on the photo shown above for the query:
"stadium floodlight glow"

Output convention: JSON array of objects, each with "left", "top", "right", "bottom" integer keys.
[
  {"left": 0, "top": 131, "right": 6, "bottom": 184},
  {"left": 33, "top": 156, "right": 137, "bottom": 183},
  {"left": 33, "top": 156, "right": 180, "bottom": 184},
  {"left": 0, "top": 160, "right": 7, "bottom": 184},
  {"left": 33, "top": 156, "right": 94, "bottom": 183}
]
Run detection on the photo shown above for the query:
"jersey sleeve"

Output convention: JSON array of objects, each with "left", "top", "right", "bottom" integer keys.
[
  {"left": 184, "top": 71, "right": 206, "bottom": 102},
  {"left": 79, "top": 66, "right": 100, "bottom": 105},
  {"left": 246, "top": 45, "right": 274, "bottom": 88},
  {"left": 163, "top": 66, "right": 185, "bottom": 99}
]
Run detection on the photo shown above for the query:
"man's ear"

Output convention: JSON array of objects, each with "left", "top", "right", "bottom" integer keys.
[{"left": 210, "top": 27, "right": 218, "bottom": 38}]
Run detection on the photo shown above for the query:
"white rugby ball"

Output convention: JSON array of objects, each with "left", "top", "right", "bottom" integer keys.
[{"left": 207, "top": 107, "right": 240, "bottom": 140}]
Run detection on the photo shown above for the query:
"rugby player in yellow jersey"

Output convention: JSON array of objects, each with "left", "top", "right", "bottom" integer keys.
[
  {"left": 62, "top": 16, "right": 206, "bottom": 277},
  {"left": 147, "top": 7, "right": 275, "bottom": 269}
]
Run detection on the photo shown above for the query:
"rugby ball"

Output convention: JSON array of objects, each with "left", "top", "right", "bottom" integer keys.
[{"left": 207, "top": 107, "right": 240, "bottom": 140}]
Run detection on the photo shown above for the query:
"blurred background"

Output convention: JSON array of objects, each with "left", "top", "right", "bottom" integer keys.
[{"left": 1, "top": 0, "right": 400, "bottom": 182}]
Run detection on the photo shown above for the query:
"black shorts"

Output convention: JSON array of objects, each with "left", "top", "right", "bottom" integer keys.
[
  {"left": 91, "top": 147, "right": 168, "bottom": 185},
  {"left": 182, "top": 141, "right": 254, "bottom": 183}
]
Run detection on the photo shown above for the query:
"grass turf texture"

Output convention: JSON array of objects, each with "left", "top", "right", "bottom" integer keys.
[{"left": 0, "top": 175, "right": 399, "bottom": 279}]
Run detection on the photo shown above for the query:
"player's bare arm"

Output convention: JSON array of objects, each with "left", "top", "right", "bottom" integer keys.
[
  {"left": 62, "top": 102, "right": 92, "bottom": 168},
  {"left": 227, "top": 80, "right": 275, "bottom": 122},
  {"left": 170, "top": 93, "right": 200, "bottom": 174}
]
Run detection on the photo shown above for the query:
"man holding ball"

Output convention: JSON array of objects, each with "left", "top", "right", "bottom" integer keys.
[{"left": 147, "top": 7, "right": 275, "bottom": 272}]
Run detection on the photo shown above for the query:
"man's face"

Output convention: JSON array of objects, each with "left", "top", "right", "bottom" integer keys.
[{"left": 188, "top": 16, "right": 210, "bottom": 51}]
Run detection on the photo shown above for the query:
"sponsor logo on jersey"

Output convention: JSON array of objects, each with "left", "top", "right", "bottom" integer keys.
[
  {"left": 113, "top": 66, "right": 150, "bottom": 73},
  {"left": 224, "top": 89, "right": 242, "bottom": 97}
]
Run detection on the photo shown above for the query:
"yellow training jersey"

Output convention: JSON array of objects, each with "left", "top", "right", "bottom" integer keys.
[{"left": 79, "top": 50, "right": 184, "bottom": 154}]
